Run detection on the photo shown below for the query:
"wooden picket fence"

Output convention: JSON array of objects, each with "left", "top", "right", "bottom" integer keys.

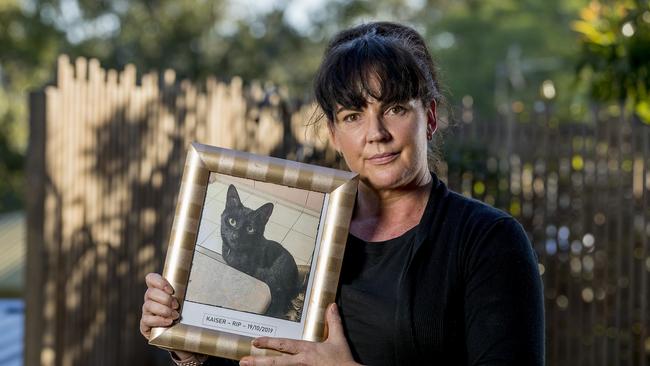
[
  {"left": 25, "top": 55, "right": 334, "bottom": 366},
  {"left": 25, "top": 55, "right": 650, "bottom": 365},
  {"left": 444, "top": 102, "right": 650, "bottom": 366}
]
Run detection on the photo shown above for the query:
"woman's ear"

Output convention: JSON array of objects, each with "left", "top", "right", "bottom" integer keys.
[{"left": 427, "top": 100, "right": 438, "bottom": 136}]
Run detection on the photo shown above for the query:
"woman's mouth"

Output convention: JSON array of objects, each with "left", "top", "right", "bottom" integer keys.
[{"left": 367, "top": 152, "right": 400, "bottom": 165}]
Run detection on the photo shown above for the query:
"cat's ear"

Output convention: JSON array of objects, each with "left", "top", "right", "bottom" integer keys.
[
  {"left": 254, "top": 202, "right": 274, "bottom": 225},
  {"left": 226, "top": 184, "right": 242, "bottom": 208}
]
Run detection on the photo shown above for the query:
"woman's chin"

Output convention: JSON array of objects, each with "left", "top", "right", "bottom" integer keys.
[
  {"left": 361, "top": 171, "right": 407, "bottom": 190},
  {"left": 360, "top": 164, "right": 428, "bottom": 191}
]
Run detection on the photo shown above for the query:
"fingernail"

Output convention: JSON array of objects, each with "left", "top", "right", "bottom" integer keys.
[
  {"left": 172, "top": 299, "right": 179, "bottom": 309},
  {"left": 172, "top": 311, "right": 180, "bottom": 319},
  {"left": 239, "top": 360, "right": 250, "bottom": 366},
  {"left": 330, "top": 304, "right": 338, "bottom": 315},
  {"left": 251, "top": 339, "right": 260, "bottom": 347},
  {"left": 164, "top": 286, "right": 174, "bottom": 294}
]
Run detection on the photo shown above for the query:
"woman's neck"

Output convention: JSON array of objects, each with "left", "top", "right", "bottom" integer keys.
[{"left": 350, "top": 173, "right": 432, "bottom": 242}]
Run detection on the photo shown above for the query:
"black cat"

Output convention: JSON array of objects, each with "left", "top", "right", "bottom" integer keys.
[{"left": 220, "top": 184, "right": 299, "bottom": 318}]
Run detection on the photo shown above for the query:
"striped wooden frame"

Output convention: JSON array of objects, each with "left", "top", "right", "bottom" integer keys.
[{"left": 148, "top": 142, "right": 358, "bottom": 360}]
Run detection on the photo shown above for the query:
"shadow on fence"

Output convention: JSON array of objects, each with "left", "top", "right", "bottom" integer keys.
[{"left": 26, "top": 55, "right": 336, "bottom": 366}]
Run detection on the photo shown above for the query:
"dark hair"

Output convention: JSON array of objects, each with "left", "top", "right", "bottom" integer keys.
[
  {"left": 313, "top": 21, "right": 445, "bottom": 125},
  {"left": 312, "top": 21, "right": 447, "bottom": 171}
]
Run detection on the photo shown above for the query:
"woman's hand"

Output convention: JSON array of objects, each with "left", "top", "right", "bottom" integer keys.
[
  {"left": 140, "top": 272, "right": 195, "bottom": 361},
  {"left": 140, "top": 272, "right": 179, "bottom": 338},
  {"left": 239, "top": 303, "right": 360, "bottom": 366}
]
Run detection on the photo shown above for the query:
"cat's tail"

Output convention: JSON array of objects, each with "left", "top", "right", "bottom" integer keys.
[
  {"left": 296, "top": 264, "right": 310, "bottom": 293},
  {"left": 283, "top": 264, "right": 309, "bottom": 322}
]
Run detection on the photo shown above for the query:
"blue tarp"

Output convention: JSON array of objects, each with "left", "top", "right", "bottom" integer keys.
[{"left": 0, "top": 299, "right": 23, "bottom": 366}]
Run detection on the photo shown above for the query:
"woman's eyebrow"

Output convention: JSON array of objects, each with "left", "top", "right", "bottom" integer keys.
[{"left": 336, "top": 106, "right": 362, "bottom": 114}]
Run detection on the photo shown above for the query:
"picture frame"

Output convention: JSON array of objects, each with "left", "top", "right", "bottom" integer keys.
[{"left": 149, "top": 142, "right": 358, "bottom": 360}]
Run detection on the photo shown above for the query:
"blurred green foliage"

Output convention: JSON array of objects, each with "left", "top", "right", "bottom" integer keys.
[
  {"left": 0, "top": 0, "right": 63, "bottom": 212},
  {"left": 1, "top": 0, "right": 648, "bottom": 213},
  {"left": 572, "top": 0, "right": 650, "bottom": 123}
]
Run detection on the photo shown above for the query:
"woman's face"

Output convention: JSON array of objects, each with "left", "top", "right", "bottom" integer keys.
[{"left": 329, "top": 97, "right": 435, "bottom": 191}]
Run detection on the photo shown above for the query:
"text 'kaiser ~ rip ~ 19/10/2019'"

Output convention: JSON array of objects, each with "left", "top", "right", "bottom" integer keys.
[{"left": 202, "top": 313, "right": 277, "bottom": 337}]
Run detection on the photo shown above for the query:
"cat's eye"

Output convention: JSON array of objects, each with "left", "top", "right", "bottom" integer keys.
[
  {"left": 246, "top": 225, "right": 254, "bottom": 234},
  {"left": 228, "top": 217, "right": 237, "bottom": 226}
]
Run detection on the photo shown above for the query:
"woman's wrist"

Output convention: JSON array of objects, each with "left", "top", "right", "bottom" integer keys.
[{"left": 170, "top": 350, "right": 209, "bottom": 365}]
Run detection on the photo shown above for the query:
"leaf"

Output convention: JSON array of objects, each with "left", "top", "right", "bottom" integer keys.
[
  {"left": 635, "top": 100, "right": 650, "bottom": 124},
  {"left": 579, "top": 3, "right": 599, "bottom": 22},
  {"left": 571, "top": 20, "right": 616, "bottom": 45}
]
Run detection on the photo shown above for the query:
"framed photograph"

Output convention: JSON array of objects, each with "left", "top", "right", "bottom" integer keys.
[{"left": 149, "top": 142, "right": 358, "bottom": 360}]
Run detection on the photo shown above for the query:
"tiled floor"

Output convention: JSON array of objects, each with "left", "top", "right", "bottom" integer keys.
[{"left": 196, "top": 180, "right": 323, "bottom": 266}]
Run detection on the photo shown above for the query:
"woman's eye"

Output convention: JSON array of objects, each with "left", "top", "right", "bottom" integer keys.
[
  {"left": 246, "top": 225, "right": 254, "bottom": 233},
  {"left": 387, "top": 105, "right": 406, "bottom": 115},
  {"left": 342, "top": 113, "right": 360, "bottom": 123},
  {"left": 228, "top": 217, "right": 237, "bottom": 226}
]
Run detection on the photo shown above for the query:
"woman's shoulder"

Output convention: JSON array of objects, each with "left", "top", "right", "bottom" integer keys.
[
  {"left": 424, "top": 174, "right": 529, "bottom": 252},
  {"left": 436, "top": 184, "right": 512, "bottom": 231},
  {"left": 441, "top": 189, "right": 534, "bottom": 262},
  {"left": 428, "top": 183, "right": 530, "bottom": 253},
  {"left": 449, "top": 189, "right": 508, "bottom": 218},
  {"left": 428, "top": 173, "right": 510, "bottom": 226}
]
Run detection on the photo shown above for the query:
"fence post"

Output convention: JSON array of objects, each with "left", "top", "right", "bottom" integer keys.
[{"left": 25, "top": 90, "right": 46, "bottom": 366}]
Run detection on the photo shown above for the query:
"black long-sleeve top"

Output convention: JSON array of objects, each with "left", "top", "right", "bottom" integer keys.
[{"left": 202, "top": 173, "right": 545, "bottom": 365}]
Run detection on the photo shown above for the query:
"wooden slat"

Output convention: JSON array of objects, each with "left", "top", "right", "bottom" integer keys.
[{"left": 25, "top": 90, "right": 46, "bottom": 366}]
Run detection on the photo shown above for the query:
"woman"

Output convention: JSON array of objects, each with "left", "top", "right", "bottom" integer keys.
[{"left": 140, "top": 21, "right": 544, "bottom": 366}]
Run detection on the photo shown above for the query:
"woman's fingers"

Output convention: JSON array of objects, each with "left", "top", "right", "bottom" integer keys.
[
  {"left": 140, "top": 314, "right": 174, "bottom": 339},
  {"left": 240, "top": 354, "right": 294, "bottom": 366},
  {"left": 145, "top": 272, "right": 174, "bottom": 294},
  {"left": 241, "top": 304, "right": 356, "bottom": 366},
  {"left": 144, "top": 287, "right": 178, "bottom": 309},
  {"left": 252, "top": 337, "right": 306, "bottom": 355},
  {"left": 142, "top": 313, "right": 175, "bottom": 327},
  {"left": 324, "top": 303, "right": 346, "bottom": 345},
  {"left": 143, "top": 299, "right": 179, "bottom": 319},
  {"left": 139, "top": 319, "right": 152, "bottom": 339},
  {"left": 140, "top": 273, "right": 179, "bottom": 342}
]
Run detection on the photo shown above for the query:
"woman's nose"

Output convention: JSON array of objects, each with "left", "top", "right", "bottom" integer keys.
[{"left": 366, "top": 114, "right": 391, "bottom": 143}]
